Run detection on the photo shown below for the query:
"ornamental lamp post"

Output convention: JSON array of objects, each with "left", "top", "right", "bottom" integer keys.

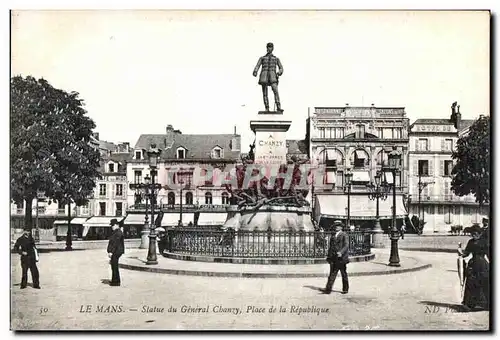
[
  {"left": 384, "top": 147, "right": 402, "bottom": 267},
  {"left": 367, "top": 170, "right": 389, "bottom": 248},
  {"left": 344, "top": 171, "right": 353, "bottom": 230},
  {"left": 146, "top": 144, "right": 162, "bottom": 265},
  {"left": 130, "top": 177, "right": 149, "bottom": 249}
]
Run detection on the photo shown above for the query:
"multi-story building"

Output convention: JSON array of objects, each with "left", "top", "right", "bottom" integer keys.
[
  {"left": 125, "top": 125, "right": 241, "bottom": 229},
  {"left": 307, "top": 105, "right": 410, "bottom": 231},
  {"left": 10, "top": 135, "right": 134, "bottom": 241},
  {"left": 81, "top": 140, "right": 133, "bottom": 239},
  {"left": 408, "top": 113, "right": 488, "bottom": 234}
]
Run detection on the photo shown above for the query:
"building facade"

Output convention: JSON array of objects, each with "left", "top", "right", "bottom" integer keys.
[
  {"left": 125, "top": 125, "right": 241, "bottom": 228},
  {"left": 307, "top": 105, "right": 410, "bottom": 231},
  {"left": 408, "top": 117, "right": 488, "bottom": 234}
]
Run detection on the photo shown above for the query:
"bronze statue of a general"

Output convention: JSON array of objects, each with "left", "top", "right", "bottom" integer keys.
[{"left": 253, "top": 42, "right": 284, "bottom": 112}]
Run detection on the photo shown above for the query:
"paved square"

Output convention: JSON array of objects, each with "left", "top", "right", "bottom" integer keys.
[{"left": 10, "top": 248, "right": 489, "bottom": 330}]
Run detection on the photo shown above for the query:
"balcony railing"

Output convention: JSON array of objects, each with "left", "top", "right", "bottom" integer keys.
[
  {"left": 161, "top": 230, "right": 371, "bottom": 258},
  {"left": 410, "top": 195, "right": 483, "bottom": 204}
]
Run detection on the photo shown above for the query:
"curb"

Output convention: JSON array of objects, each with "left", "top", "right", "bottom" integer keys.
[
  {"left": 399, "top": 247, "right": 457, "bottom": 253},
  {"left": 119, "top": 261, "right": 432, "bottom": 278},
  {"left": 162, "top": 252, "right": 375, "bottom": 265}
]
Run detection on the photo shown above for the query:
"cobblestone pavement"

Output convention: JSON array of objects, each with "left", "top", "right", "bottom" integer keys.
[{"left": 10, "top": 249, "right": 489, "bottom": 331}]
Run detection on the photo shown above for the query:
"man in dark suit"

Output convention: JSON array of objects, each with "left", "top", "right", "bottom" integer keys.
[
  {"left": 321, "top": 220, "right": 349, "bottom": 294},
  {"left": 107, "top": 219, "right": 125, "bottom": 286},
  {"left": 13, "top": 228, "right": 40, "bottom": 289}
]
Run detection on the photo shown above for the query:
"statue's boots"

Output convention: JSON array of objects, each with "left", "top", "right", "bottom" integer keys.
[{"left": 276, "top": 102, "right": 283, "bottom": 112}]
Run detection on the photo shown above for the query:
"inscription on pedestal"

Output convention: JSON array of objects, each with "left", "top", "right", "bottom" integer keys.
[{"left": 254, "top": 131, "right": 287, "bottom": 165}]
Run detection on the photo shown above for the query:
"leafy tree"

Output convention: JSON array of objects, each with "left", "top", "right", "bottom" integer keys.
[
  {"left": 11, "top": 76, "right": 101, "bottom": 247},
  {"left": 451, "top": 115, "right": 490, "bottom": 207}
]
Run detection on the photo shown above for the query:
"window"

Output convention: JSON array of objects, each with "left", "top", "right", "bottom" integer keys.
[
  {"left": 376, "top": 150, "right": 388, "bottom": 166},
  {"left": 393, "top": 128, "right": 402, "bottom": 139},
  {"left": 80, "top": 202, "right": 89, "bottom": 215},
  {"left": 99, "top": 184, "right": 106, "bottom": 196},
  {"left": 444, "top": 206, "right": 452, "bottom": 224},
  {"left": 356, "top": 125, "right": 365, "bottom": 139},
  {"left": 335, "top": 127, "right": 345, "bottom": 138},
  {"left": 383, "top": 128, "right": 392, "bottom": 139},
  {"left": 168, "top": 192, "right": 175, "bottom": 205},
  {"left": 212, "top": 147, "right": 223, "bottom": 159},
  {"left": 443, "top": 139, "right": 453, "bottom": 152},
  {"left": 353, "top": 150, "right": 367, "bottom": 168},
  {"left": 134, "top": 170, "right": 142, "bottom": 184},
  {"left": 135, "top": 151, "right": 142, "bottom": 159},
  {"left": 116, "top": 184, "right": 123, "bottom": 196},
  {"left": 418, "top": 139, "right": 429, "bottom": 151},
  {"left": 205, "top": 192, "right": 213, "bottom": 205},
  {"left": 444, "top": 160, "right": 453, "bottom": 176},
  {"left": 418, "top": 160, "right": 429, "bottom": 176},
  {"left": 177, "top": 148, "right": 186, "bottom": 159},
  {"left": 319, "top": 128, "right": 325, "bottom": 138},
  {"left": 185, "top": 192, "right": 194, "bottom": 205},
  {"left": 222, "top": 192, "right": 230, "bottom": 205},
  {"left": 115, "top": 202, "right": 123, "bottom": 216},
  {"left": 108, "top": 163, "right": 115, "bottom": 172},
  {"left": 377, "top": 128, "right": 383, "bottom": 138},
  {"left": 437, "top": 205, "right": 443, "bottom": 214},
  {"left": 176, "top": 172, "right": 193, "bottom": 185},
  {"left": 336, "top": 171, "right": 344, "bottom": 187},
  {"left": 99, "top": 202, "right": 106, "bottom": 216}
]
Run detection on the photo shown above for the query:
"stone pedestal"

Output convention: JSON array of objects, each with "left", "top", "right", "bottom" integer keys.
[{"left": 250, "top": 111, "right": 291, "bottom": 165}]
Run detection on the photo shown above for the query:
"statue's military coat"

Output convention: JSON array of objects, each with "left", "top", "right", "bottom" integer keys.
[{"left": 254, "top": 54, "right": 283, "bottom": 85}]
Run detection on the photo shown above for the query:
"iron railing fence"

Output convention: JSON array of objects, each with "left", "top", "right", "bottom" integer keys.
[{"left": 162, "top": 230, "right": 371, "bottom": 258}]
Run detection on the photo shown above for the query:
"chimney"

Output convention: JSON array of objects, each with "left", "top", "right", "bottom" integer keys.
[
  {"left": 456, "top": 105, "right": 462, "bottom": 130},
  {"left": 234, "top": 125, "right": 237, "bottom": 135}
]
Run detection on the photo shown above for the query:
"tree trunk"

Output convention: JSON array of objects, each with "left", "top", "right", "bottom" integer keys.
[
  {"left": 24, "top": 197, "right": 33, "bottom": 229},
  {"left": 65, "top": 201, "right": 73, "bottom": 250}
]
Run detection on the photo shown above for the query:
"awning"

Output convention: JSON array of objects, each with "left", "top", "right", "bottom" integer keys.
[
  {"left": 123, "top": 214, "right": 148, "bottom": 225},
  {"left": 355, "top": 150, "right": 366, "bottom": 158},
  {"left": 352, "top": 171, "right": 370, "bottom": 182},
  {"left": 83, "top": 216, "right": 124, "bottom": 227},
  {"left": 326, "top": 149, "right": 337, "bottom": 160},
  {"left": 197, "top": 213, "right": 227, "bottom": 226},
  {"left": 71, "top": 217, "right": 89, "bottom": 224},
  {"left": 315, "top": 194, "right": 406, "bottom": 221},
  {"left": 161, "top": 213, "right": 195, "bottom": 226}
]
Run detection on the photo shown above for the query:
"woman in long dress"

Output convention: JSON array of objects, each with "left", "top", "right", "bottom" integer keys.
[{"left": 458, "top": 224, "right": 489, "bottom": 310}]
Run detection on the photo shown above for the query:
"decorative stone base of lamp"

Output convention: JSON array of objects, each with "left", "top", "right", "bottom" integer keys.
[
  {"left": 146, "top": 232, "right": 158, "bottom": 265},
  {"left": 371, "top": 219, "right": 385, "bottom": 248},
  {"left": 140, "top": 228, "right": 150, "bottom": 249}
]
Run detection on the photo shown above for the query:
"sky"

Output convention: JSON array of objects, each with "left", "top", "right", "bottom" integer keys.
[{"left": 11, "top": 10, "right": 490, "bottom": 150}]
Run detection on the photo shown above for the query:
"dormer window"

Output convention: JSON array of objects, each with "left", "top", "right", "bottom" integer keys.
[
  {"left": 177, "top": 147, "right": 187, "bottom": 159},
  {"left": 135, "top": 150, "right": 142, "bottom": 160},
  {"left": 211, "top": 146, "right": 223, "bottom": 159},
  {"left": 108, "top": 163, "right": 115, "bottom": 172}
]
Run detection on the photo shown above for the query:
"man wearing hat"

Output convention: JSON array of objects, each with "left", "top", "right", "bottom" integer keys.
[
  {"left": 107, "top": 219, "right": 125, "bottom": 286},
  {"left": 321, "top": 220, "right": 349, "bottom": 294},
  {"left": 13, "top": 227, "right": 40, "bottom": 289}
]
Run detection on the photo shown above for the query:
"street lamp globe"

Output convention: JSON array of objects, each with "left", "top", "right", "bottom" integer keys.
[{"left": 374, "top": 172, "right": 381, "bottom": 186}]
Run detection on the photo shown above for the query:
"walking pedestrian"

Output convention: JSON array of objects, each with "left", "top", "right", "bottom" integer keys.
[
  {"left": 458, "top": 224, "right": 489, "bottom": 310},
  {"left": 320, "top": 220, "right": 349, "bottom": 295},
  {"left": 13, "top": 227, "right": 40, "bottom": 289},
  {"left": 107, "top": 219, "right": 125, "bottom": 287}
]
